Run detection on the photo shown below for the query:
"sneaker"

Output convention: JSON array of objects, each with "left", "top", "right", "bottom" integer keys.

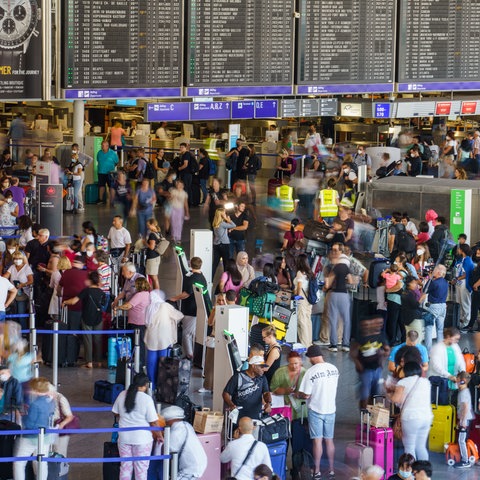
[
  {"left": 454, "top": 461, "right": 472, "bottom": 469},
  {"left": 328, "top": 345, "right": 338, "bottom": 352},
  {"left": 342, "top": 346, "right": 350, "bottom": 352},
  {"left": 198, "top": 388, "right": 212, "bottom": 394},
  {"left": 313, "top": 473, "right": 322, "bottom": 480},
  {"left": 314, "top": 340, "right": 330, "bottom": 346},
  {"left": 328, "top": 472, "right": 335, "bottom": 479}
]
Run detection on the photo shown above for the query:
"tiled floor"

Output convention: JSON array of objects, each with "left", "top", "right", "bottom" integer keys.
[{"left": 29, "top": 200, "right": 480, "bottom": 479}]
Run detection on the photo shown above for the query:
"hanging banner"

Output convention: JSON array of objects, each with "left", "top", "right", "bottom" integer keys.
[{"left": 0, "top": 0, "right": 43, "bottom": 99}]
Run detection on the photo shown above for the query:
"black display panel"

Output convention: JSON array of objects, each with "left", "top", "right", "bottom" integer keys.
[
  {"left": 297, "top": 0, "right": 396, "bottom": 94},
  {"left": 186, "top": 0, "right": 294, "bottom": 96},
  {"left": 398, "top": 0, "right": 480, "bottom": 92},
  {"left": 62, "top": 0, "right": 183, "bottom": 98}
]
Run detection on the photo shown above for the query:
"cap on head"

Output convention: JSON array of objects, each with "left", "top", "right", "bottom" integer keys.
[
  {"left": 306, "top": 345, "right": 323, "bottom": 358},
  {"left": 248, "top": 355, "right": 269, "bottom": 367},
  {"left": 162, "top": 406, "right": 185, "bottom": 422}
]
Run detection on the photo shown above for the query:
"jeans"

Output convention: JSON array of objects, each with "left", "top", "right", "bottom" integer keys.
[
  {"left": 199, "top": 178, "right": 208, "bottom": 204},
  {"left": 311, "top": 313, "right": 321, "bottom": 343},
  {"left": 401, "top": 416, "right": 431, "bottom": 461},
  {"left": 146, "top": 348, "right": 169, "bottom": 392},
  {"left": 137, "top": 209, "right": 153, "bottom": 238},
  {"left": 359, "top": 367, "right": 383, "bottom": 401},
  {"left": 72, "top": 179, "right": 82, "bottom": 209},
  {"left": 425, "top": 302, "right": 446, "bottom": 351},
  {"left": 229, "top": 239, "right": 246, "bottom": 258},
  {"left": 328, "top": 292, "right": 351, "bottom": 347}
]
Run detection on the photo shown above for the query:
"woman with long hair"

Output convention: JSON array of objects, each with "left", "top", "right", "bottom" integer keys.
[
  {"left": 212, "top": 207, "right": 235, "bottom": 277},
  {"left": 274, "top": 256, "right": 292, "bottom": 290},
  {"left": 218, "top": 258, "right": 244, "bottom": 297},
  {"left": 262, "top": 325, "right": 282, "bottom": 384},
  {"left": 145, "top": 218, "right": 162, "bottom": 290},
  {"left": 168, "top": 178, "right": 189, "bottom": 244},
  {"left": 294, "top": 254, "right": 314, "bottom": 346},
  {"left": 80, "top": 221, "right": 98, "bottom": 251},
  {"left": 112, "top": 373, "right": 161, "bottom": 480}
]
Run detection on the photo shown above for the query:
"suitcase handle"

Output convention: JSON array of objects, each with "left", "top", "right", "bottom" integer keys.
[{"left": 360, "top": 409, "right": 370, "bottom": 447}]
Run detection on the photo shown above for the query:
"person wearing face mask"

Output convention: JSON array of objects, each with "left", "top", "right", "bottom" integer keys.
[
  {"left": 338, "top": 161, "right": 358, "bottom": 187},
  {"left": 440, "top": 130, "right": 457, "bottom": 178},
  {"left": 84, "top": 242, "right": 98, "bottom": 272},
  {"left": 2, "top": 239, "right": 19, "bottom": 275},
  {"left": 4, "top": 252, "right": 33, "bottom": 324},
  {"left": 0, "top": 364, "right": 23, "bottom": 423},
  {"left": 387, "top": 452, "right": 415, "bottom": 479},
  {"left": 405, "top": 146, "right": 422, "bottom": 177},
  {"left": 353, "top": 145, "right": 372, "bottom": 177},
  {"left": 0, "top": 190, "right": 18, "bottom": 237}
]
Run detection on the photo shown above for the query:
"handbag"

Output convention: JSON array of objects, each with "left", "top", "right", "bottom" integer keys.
[
  {"left": 394, "top": 377, "right": 420, "bottom": 440},
  {"left": 154, "top": 232, "right": 170, "bottom": 256},
  {"left": 420, "top": 308, "right": 435, "bottom": 326}
]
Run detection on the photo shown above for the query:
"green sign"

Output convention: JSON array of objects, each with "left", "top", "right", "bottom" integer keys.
[
  {"left": 450, "top": 189, "right": 472, "bottom": 241},
  {"left": 93, "top": 136, "right": 103, "bottom": 183}
]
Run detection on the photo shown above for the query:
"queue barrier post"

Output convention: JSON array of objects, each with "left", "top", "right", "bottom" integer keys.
[
  {"left": 52, "top": 321, "right": 59, "bottom": 390},
  {"left": 170, "top": 451, "right": 178, "bottom": 480},
  {"left": 33, "top": 362, "right": 40, "bottom": 379},
  {"left": 29, "top": 327, "right": 37, "bottom": 357},
  {"left": 37, "top": 427, "right": 45, "bottom": 480},
  {"left": 163, "top": 426, "right": 170, "bottom": 480},
  {"left": 134, "top": 328, "right": 140, "bottom": 374}
]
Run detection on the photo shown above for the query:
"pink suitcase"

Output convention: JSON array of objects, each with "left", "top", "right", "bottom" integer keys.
[
  {"left": 345, "top": 410, "right": 374, "bottom": 476},
  {"left": 198, "top": 432, "right": 221, "bottom": 480},
  {"left": 355, "top": 424, "right": 394, "bottom": 478}
]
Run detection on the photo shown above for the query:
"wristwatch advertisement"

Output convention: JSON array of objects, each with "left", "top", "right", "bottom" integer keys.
[{"left": 0, "top": 0, "right": 42, "bottom": 99}]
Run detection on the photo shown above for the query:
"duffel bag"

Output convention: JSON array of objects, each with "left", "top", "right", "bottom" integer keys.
[
  {"left": 250, "top": 292, "right": 276, "bottom": 319},
  {"left": 303, "top": 220, "right": 332, "bottom": 242},
  {"left": 255, "top": 414, "right": 290, "bottom": 444}
]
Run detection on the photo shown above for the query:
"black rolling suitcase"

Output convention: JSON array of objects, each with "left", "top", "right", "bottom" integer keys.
[
  {"left": 0, "top": 420, "right": 21, "bottom": 480},
  {"left": 103, "top": 441, "right": 120, "bottom": 480},
  {"left": 190, "top": 176, "right": 201, "bottom": 206},
  {"left": 445, "top": 300, "right": 460, "bottom": 328},
  {"left": 41, "top": 319, "right": 69, "bottom": 367},
  {"left": 303, "top": 220, "right": 331, "bottom": 242}
]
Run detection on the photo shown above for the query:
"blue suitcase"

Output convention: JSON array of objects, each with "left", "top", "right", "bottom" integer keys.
[
  {"left": 107, "top": 336, "right": 132, "bottom": 369},
  {"left": 85, "top": 183, "right": 99, "bottom": 204},
  {"left": 268, "top": 441, "right": 287, "bottom": 480},
  {"left": 93, "top": 380, "right": 124, "bottom": 404}
]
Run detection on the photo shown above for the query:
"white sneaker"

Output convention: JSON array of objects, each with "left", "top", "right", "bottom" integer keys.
[
  {"left": 328, "top": 345, "right": 338, "bottom": 352},
  {"left": 198, "top": 388, "right": 212, "bottom": 394},
  {"left": 342, "top": 346, "right": 350, "bottom": 353}
]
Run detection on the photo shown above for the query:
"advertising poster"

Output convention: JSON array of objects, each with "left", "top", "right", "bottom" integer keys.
[{"left": 0, "top": 0, "right": 42, "bottom": 99}]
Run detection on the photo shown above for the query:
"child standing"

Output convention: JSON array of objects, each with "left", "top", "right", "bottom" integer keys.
[
  {"left": 381, "top": 264, "right": 402, "bottom": 289},
  {"left": 455, "top": 371, "right": 474, "bottom": 469}
]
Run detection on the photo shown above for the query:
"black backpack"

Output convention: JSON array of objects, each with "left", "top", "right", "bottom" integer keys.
[
  {"left": 188, "top": 155, "right": 199, "bottom": 174},
  {"left": 143, "top": 160, "right": 155, "bottom": 179},
  {"left": 395, "top": 229, "right": 416, "bottom": 254},
  {"left": 248, "top": 276, "right": 279, "bottom": 296},
  {"left": 291, "top": 449, "right": 315, "bottom": 480},
  {"left": 421, "top": 144, "right": 433, "bottom": 162}
]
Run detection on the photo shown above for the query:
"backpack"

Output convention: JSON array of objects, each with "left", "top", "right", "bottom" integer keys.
[
  {"left": 248, "top": 276, "right": 279, "bottom": 296},
  {"left": 96, "top": 234, "right": 109, "bottom": 252},
  {"left": 460, "top": 138, "right": 473, "bottom": 153},
  {"left": 305, "top": 276, "right": 321, "bottom": 305},
  {"left": 208, "top": 158, "right": 217, "bottom": 175},
  {"left": 394, "top": 229, "right": 416, "bottom": 254},
  {"left": 421, "top": 144, "right": 433, "bottom": 162},
  {"left": 189, "top": 155, "right": 199, "bottom": 174},
  {"left": 226, "top": 150, "right": 238, "bottom": 171},
  {"left": 463, "top": 347, "right": 476, "bottom": 374},
  {"left": 143, "top": 160, "right": 155, "bottom": 180},
  {"left": 291, "top": 449, "right": 315, "bottom": 480}
]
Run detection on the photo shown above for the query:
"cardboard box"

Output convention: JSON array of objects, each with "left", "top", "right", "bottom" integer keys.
[
  {"left": 193, "top": 408, "right": 224, "bottom": 434},
  {"left": 364, "top": 404, "right": 390, "bottom": 428}
]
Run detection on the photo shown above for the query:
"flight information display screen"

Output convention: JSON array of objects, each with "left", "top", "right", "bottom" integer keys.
[
  {"left": 186, "top": 0, "right": 294, "bottom": 96},
  {"left": 398, "top": 0, "right": 480, "bottom": 92},
  {"left": 297, "top": 0, "right": 396, "bottom": 94},
  {"left": 62, "top": 0, "right": 183, "bottom": 98}
]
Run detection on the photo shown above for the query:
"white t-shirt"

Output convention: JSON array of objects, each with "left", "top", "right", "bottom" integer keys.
[
  {"left": 108, "top": 226, "right": 132, "bottom": 249},
  {"left": 7, "top": 264, "right": 33, "bottom": 295},
  {"left": 112, "top": 391, "right": 158, "bottom": 445},
  {"left": 299, "top": 362, "right": 339, "bottom": 414},
  {"left": 0, "top": 276, "right": 16, "bottom": 311},
  {"left": 397, "top": 375, "right": 433, "bottom": 422},
  {"left": 447, "top": 139, "right": 457, "bottom": 155},
  {"left": 294, "top": 271, "right": 309, "bottom": 296}
]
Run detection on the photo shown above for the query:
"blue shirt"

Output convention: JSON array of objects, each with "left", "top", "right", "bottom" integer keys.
[
  {"left": 389, "top": 343, "right": 429, "bottom": 365},
  {"left": 23, "top": 395, "right": 55, "bottom": 436},
  {"left": 428, "top": 277, "right": 448, "bottom": 304},
  {"left": 97, "top": 149, "right": 118, "bottom": 174}
]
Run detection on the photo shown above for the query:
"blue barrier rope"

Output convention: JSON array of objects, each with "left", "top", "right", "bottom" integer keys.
[
  {"left": 36, "top": 329, "right": 135, "bottom": 335},
  {"left": 71, "top": 406, "right": 112, "bottom": 412},
  {"left": 0, "top": 429, "right": 40, "bottom": 435},
  {"left": 5, "top": 314, "right": 30, "bottom": 318},
  {"left": 0, "top": 456, "right": 36, "bottom": 463}
]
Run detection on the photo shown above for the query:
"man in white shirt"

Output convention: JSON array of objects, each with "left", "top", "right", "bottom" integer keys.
[
  {"left": 108, "top": 215, "right": 132, "bottom": 270},
  {"left": 155, "top": 121, "right": 172, "bottom": 140},
  {"left": 299, "top": 345, "right": 339, "bottom": 480},
  {"left": 220, "top": 417, "right": 272, "bottom": 480},
  {"left": 162, "top": 406, "right": 207, "bottom": 480}
]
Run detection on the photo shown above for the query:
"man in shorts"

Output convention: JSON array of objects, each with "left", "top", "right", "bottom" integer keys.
[
  {"left": 299, "top": 345, "right": 339, "bottom": 480},
  {"left": 96, "top": 140, "right": 118, "bottom": 204}
]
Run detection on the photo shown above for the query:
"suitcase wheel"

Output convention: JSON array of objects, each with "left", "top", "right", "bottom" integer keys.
[
  {"left": 470, "top": 456, "right": 476, "bottom": 464},
  {"left": 447, "top": 459, "right": 455, "bottom": 466}
]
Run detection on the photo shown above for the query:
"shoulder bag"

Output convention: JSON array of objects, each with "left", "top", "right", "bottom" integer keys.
[{"left": 154, "top": 232, "right": 170, "bottom": 256}]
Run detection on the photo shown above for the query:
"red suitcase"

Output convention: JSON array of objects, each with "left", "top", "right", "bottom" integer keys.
[
  {"left": 355, "top": 423, "right": 394, "bottom": 479},
  {"left": 198, "top": 432, "right": 221, "bottom": 480}
]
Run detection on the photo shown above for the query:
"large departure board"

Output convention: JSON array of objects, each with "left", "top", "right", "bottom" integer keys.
[
  {"left": 186, "top": 0, "right": 294, "bottom": 97},
  {"left": 297, "top": 0, "right": 396, "bottom": 94},
  {"left": 62, "top": 0, "right": 183, "bottom": 99},
  {"left": 398, "top": 0, "right": 480, "bottom": 92}
]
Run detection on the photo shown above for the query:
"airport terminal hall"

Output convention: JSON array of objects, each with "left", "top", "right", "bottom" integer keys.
[{"left": 3, "top": 1, "right": 480, "bottom": 480}]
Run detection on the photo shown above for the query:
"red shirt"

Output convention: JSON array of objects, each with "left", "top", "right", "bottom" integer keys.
[{"left": 59, "top": 268, "right": 89, "bottom": 311}]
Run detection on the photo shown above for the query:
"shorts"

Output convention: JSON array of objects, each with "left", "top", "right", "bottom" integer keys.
[
  {"left": 98, "top": 173, "right": 113, "bottom": 188},
  {"left": 146, "top": 256, "right": 161, "bottom": 276},
  {"left": 308, "top": 410, "right": 335, "bottom": 439}
]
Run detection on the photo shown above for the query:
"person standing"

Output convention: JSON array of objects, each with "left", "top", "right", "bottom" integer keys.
[
  {"left": 65, "top": 152, "right": 83, "bottom": 214},
  {"left": 7, "top": 178, "right": 26, "bottom": 217},
  {"left": 212, "top": 208, "right": 236, "bottom": 277},
  {"left": 315, "top": 178, "right": 340, "bottom": 225},
  {"left": 112, "top": 373, "right": 162, "bottom": 480},
  {"left": 245, "top": 144, "right": 261, "bottom": 205},
  {"left": 176, "top": 143, "right": 195, "bottom": 204},
  {"left": 294, "top": 254, "right": 314, "bottom": 347},
  {"left": 112, "top": 171, "right": 133, "bottom": 222},
  {"left": 96, "top": 140, "right": 118, "bottom": 205},
  {"left": 353, "top": 145, "right": 372, "bottom": 177},
  {"left": 168, "top": 179, "right": 189, "bottom": 245},
  {"left": 228, "top": 201, "right": 249, "bottom": 258},
  {"left": 424, "top": 265, "right": 448, "bottom": 350},
  {"left": 109, "top": 121, "right": 126, "bottom": 153},
  {"left": 130, "top": 178, "right": 156, "bottom": 239},
  {"left": 197, "top": 148, "right": 210, "bottom": 205},
  {"left": 8, "top": 113, "right": 26, "bottom": 163},
  {"left": 71, "top": 143, "right": 92, "bottom": 211},
  {"left": 298, "top": 345, "right": 339, "bottom": 480},
  {"left": 107, "top": 215, "right": 132, "bottom": 273},
  {"left": 452, "top": 244, "right": 474, "bottom": 330}
]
